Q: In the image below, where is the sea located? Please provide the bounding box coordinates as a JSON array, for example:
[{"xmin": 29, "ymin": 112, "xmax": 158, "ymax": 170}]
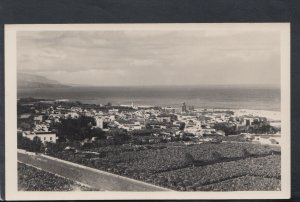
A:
[{"xmin": 17, "ymin": 85, "xmax": 281, "ymax": 111}]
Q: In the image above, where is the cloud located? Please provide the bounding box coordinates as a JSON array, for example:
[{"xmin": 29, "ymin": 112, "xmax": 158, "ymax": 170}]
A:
[{"xmin": 17, "ymin": 29, "xmax": 281, "ymax": 86}]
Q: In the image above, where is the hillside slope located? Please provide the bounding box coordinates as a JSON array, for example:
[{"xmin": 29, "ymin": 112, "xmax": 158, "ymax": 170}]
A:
[{"xmin": 18, "ymin": 73, "xmax": 69, "ymax": 89}]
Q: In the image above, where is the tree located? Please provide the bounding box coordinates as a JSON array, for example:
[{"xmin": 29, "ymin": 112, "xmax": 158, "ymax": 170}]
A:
[
  {"xmin": 17, "ymin": 134, "xmax": 42, "ymax": 153},
  {"xmin": 179, "ymin": 122, "xmax": 185, "ymax": 131},
  {"xmin": 145, "ymin": 123, "xmax": 152, "ymax": 129},
  {"xmin": 18, "ymin": 121, "xmax": 33, "ymax": 131},
  {"xmin": 57, "ymin": 116, "xmax": 96, "ymax": 141},
  {"xmin": 214, "ymin": 123, "xmax": 238, "ymax": 135},
  {"xmin": 107, "ymin": 129, "xmax": 130, "ymax": 145},
  {"xmin": 32, "ymin": 136, "xmax": 42, "ymax": 152},
  {"xmin": 90, "ymin": 128, "xmax": 106, "ymax": 139},
  {"xmin": 44, "ymin": 141, "xmax": 66, "ymax": 155},
  {"xmin": 129, "ymin": 129, "xmax": 153, "ymax": 136}
]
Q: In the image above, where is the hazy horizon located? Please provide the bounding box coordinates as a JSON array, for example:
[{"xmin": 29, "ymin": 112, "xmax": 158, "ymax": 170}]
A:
[{"xmin": 18, "ymin": 72, "xmax": 280, "ymax": 89}]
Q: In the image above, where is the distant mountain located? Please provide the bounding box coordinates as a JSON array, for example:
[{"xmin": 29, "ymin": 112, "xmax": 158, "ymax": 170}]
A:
[{"xmin": 18, "ymin": 73, "xmax": 70, "ymax": 89}]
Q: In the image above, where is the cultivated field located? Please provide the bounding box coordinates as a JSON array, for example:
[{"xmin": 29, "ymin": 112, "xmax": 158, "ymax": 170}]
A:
[
  {"xmin": 18, "ymin": 162, "xmax": 96, "ymax": 191},
  {"xmin": 49, "ymin": 142, "xmax": 281, "ymax": 191}
]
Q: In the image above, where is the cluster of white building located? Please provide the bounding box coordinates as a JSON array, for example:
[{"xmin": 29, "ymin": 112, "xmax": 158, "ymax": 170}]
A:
[{"xmin": 19, "ymin": 100, "xmax": 281, "ymax": 145}]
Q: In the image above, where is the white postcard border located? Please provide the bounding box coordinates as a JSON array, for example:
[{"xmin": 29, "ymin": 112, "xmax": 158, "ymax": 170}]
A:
[{"xmin": 5, "ymin": 23, "xmax": 290, "ymax": 200}]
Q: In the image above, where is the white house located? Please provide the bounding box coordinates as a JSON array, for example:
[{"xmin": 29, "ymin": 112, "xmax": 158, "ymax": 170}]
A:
[
  {"xmin": 65, "ymin": 112, "xmax": 79, "ymax": 119},
  {"xmin": 33, "ymin": 115, "xmax": 43, "ymax": 123},
  {"xmin": 108, "ymin": 109, "xmax": 119, "ymax": 114},
  {"xmin": 253, "ymin": 135, "xmax": 281, "ymax": 146},
  {"xmin": 22, "ymin": 131, "xmax": 57, "ymax": 144},
  {"xmin": 95, "ymin": 117, "xmax": 104, "ymax": 129},
  {"xmin": 157, "ymin": 114, "xmax": 171, "ymax": 122},
  {"xmin": 116, "ymin": 120, "xmax": 142, "ymax": 131}
]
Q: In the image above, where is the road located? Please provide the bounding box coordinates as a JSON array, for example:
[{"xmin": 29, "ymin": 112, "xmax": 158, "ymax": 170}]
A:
[{"xmin": 18, "ymin": 152, "xmax": 170, "ymax": 191}]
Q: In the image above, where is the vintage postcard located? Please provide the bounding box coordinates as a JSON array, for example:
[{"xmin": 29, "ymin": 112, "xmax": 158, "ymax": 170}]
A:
[{"xmin": 5, "ymin": 23, "xmax": 290, "ymax": 200}]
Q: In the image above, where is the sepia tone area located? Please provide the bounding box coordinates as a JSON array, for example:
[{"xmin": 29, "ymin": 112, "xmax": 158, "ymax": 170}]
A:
[{"xmin": 16, "ymin": 26, "xmax": 282, "ymax": 192}]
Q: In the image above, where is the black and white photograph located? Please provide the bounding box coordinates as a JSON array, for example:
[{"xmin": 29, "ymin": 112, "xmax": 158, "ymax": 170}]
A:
[{"xmin": 5, "ymin": 23, "xmax": 290, "ymax": 200}]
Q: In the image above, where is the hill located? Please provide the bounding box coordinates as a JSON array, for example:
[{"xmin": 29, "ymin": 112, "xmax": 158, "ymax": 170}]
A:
[{"xmin": 17, "ymin": 73, "xmax": 69, "ymax": 89}]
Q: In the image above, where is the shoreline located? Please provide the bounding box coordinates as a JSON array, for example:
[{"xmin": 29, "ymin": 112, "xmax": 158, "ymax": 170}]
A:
[
  {"xmin": 18, "ymin": 97, "xmax": 281, "ymax": 121},
  {"xmin": 17, "ymin": 85, "xmax": 281, "ymax": 112},
  {"xmin": 18, "ymin": 97, "xmax": 280, "ymax": 112}
]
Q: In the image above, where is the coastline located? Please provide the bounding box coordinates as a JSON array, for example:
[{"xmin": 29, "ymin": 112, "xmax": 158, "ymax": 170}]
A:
[
  {"xmin": 18, "ymin": 96, "xmax": 281, "ymax": 121},
  {"xmin": 17, "ymin": 85, "xmax": 281, "ymax": 112}
]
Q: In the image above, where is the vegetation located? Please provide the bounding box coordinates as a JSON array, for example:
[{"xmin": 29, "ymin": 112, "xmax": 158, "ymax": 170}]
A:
[
  {"xmin": 198, "ymin": 176, "xmax": 280, "ymax": 191},
  {"xmin": 56, "ymin": 116, "xmax": 97, "ymax": 141},
  {"xmin": 16, "ymin": 98, "xmax": 281, "ymax": 191},
  {"xmin": 214, "ymin": 123, "xmax": 239, "ymax": 135},
  {"xmin": 179, "ymin": 122, "xmax": 185, "ymax": 131},
  {"xmin": 18, "ymin": 163, "xmax": 96, "ymax": 191},
  {"xmin": 214, "ymin": 122, "xmax": 280, "ymax": 135},
  {"xmin": 44, "ymin": 141, "xmax": 280, "ymax": 191},
  {"xmin": 18, "ymin": 134, "xmax": 42, "ymax": 153},
  {"xmin": 248, "ymin": 124, "xmax": 280, "ymax": 134},
  {"xmin": 147, "ymin": 155, "xmax": 280, "ymax": 191}
]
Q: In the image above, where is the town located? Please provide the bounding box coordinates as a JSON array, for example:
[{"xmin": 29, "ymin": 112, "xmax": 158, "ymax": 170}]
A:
[
  {"xmin": 12, "ymin": 22, "xmax": 288, "ymax": 196},
  {"xmin": 17, "ymin": 97, "xmax": 282, "ymax": 191},
  {"xmin": 18, "ymin": 98, "xmax": 281, "ymax": 149}
]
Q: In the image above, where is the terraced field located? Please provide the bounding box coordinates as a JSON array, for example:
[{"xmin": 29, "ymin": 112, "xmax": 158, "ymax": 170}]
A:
[
  {"xmin": 148, "ymin": 155, "xmax": 280, "ymax": 191},
  {"xmin": 18, "ymin": 162, "xmax": 96, "ymax": 191},
  {"xmin": 49, "ymin": 142, "xmax": 281, "ymax": 191},
  {"xmin": 198, "ymin": 176, "xmax": 280, "ymax": 191}
]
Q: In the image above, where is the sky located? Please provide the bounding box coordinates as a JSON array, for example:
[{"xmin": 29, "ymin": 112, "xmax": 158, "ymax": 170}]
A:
[{"xmin": 17, "ymin": 28, "xmax": 281, "ymax": 87}]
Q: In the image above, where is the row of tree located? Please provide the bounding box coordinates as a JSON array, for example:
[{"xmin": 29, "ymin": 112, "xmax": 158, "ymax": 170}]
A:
[
  {"xmin": 213, "ymin": 122, "xmax": 280, "ymax": 135},
  {"xmin": 52, "ymin": 116, "xmax": 106, "ymax": 141},
  {"xmin": 18, "ymin": 133, "xmax": 42, "ymax": 152}
]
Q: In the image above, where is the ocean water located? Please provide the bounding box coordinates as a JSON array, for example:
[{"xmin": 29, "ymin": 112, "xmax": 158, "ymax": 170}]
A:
[{"xmin": 17, "ymin": 86, "xmax": 280, "ymax": 111}]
